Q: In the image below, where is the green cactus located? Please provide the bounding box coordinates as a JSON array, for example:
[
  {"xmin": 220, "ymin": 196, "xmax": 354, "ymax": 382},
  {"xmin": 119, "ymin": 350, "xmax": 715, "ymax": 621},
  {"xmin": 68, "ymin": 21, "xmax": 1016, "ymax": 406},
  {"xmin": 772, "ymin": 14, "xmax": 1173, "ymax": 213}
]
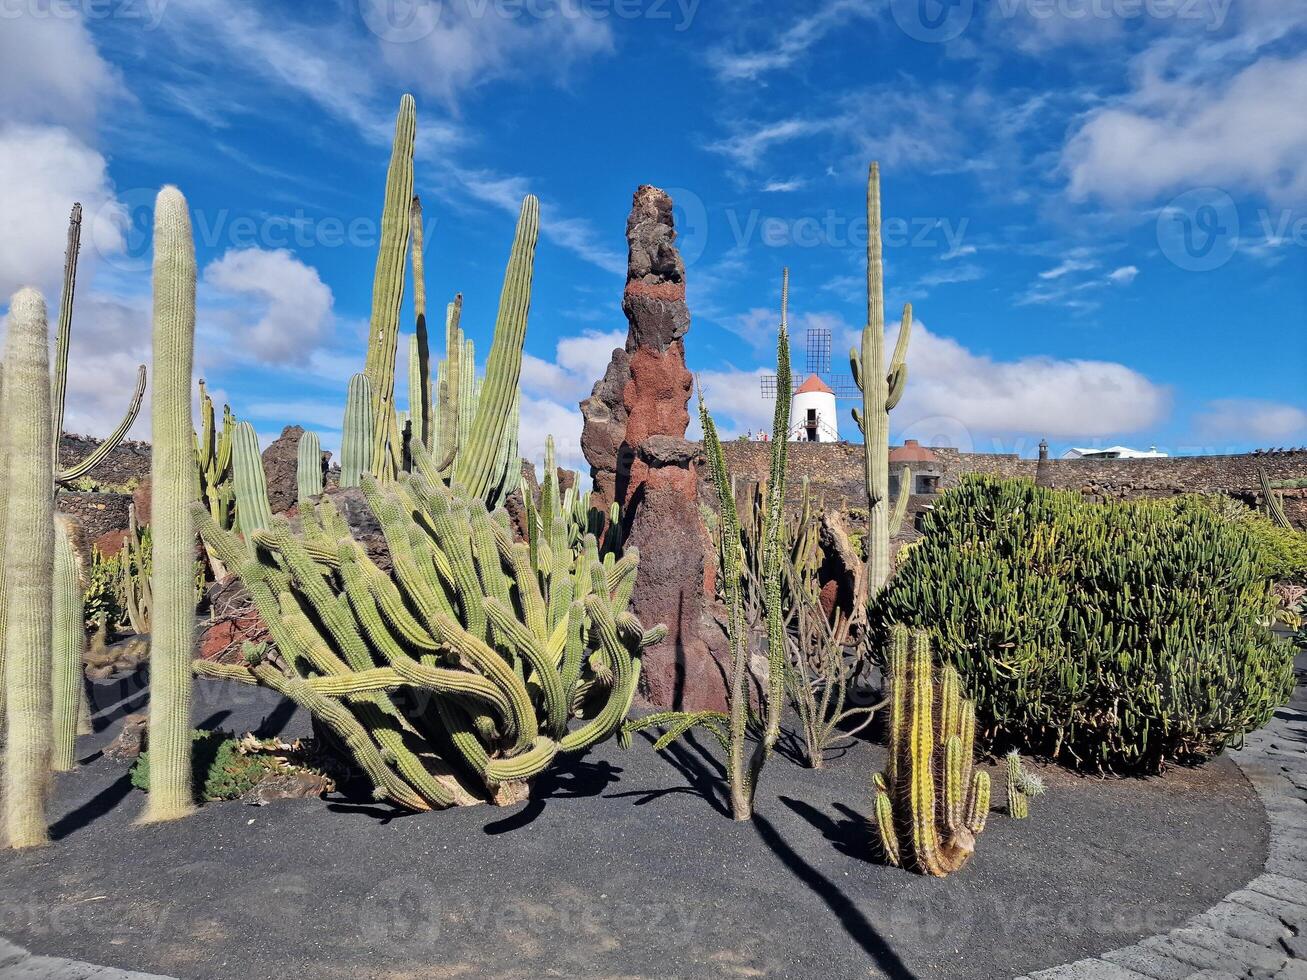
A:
[
  {"xmin": 1259, "ymin": 466, "xmax": 1294, "ymax": 530},
  {"xmin": 52, "ymin": 515, "xmax": 86, "ymax": 773},
  {"xmin": 409, "ymin": 195, "xmax": 432, "ymax": 452},
  {"xmin": 363, "ymin": 94, "xmax": 416, "ymax": 480},
  {"xmin": 453, "ymin": 194, "xmax": 540, "ymax": 507},
  {"xmin": 624, "ymin": 289, "xmax": 790, "ymax": 821},
  {"xmin": 297, "ymin": 431, "xmax": 324, "ymax": 505},
  {"xmin": 340, "ymin": 373, "xmax": 374, "ymax": 490},
  {"xmin": 231, "ymin": 420, "xmax": 273, "ymax": 538},
  {"xmin": 51, "ymin": 203, "xmax": 148, "ymax": 487},
  {"xmin": 2, "ymin": 287, "xmax": 56, "ymax": 848},
  {"xmin": 851, "ymin": 163, "xmax": 912, "ymax": 596},
  {"xmin": 117, "ymin": 504, "xmax": 152, "ymax": 635},
  {"xmin": 872, "ymin": 625, "xmax": 990, "ymax": 876},
  {"xmin": 1005, "ymin": 751, "xmax": 1045, "ymax": 819},
  {"xmin": 191, "ymin": 432, "xmax": 665, "ymax": 810},
  {"xmin": 194, "ymin": 379, "xmax": 235, "ymax": 530},
  {"xmin": 434, "ymin": 295, "xmax": 465, "ymax": 469},
  {"xmin": 143, "ymin": 186, "xmax": 197, "ymax": 823}
]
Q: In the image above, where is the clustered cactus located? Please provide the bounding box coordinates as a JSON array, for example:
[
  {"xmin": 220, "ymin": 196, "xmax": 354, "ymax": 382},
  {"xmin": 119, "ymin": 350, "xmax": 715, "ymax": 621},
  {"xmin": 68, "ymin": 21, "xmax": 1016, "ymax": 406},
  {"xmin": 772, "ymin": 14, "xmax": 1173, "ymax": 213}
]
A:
[
  {"xmin": 852, "ymin": 163, "xmax": 913, "ymax": 597},
  {"xmin": 872, "ymin": 625, "xmax": 990, "ymax": 876},
  {"xmin": 193, "ymin": 435, "xmax": 664, "ymax": 809},
  {"xmin": 194, "ymin": 379, "xmax": 235, "ymax": 530}
]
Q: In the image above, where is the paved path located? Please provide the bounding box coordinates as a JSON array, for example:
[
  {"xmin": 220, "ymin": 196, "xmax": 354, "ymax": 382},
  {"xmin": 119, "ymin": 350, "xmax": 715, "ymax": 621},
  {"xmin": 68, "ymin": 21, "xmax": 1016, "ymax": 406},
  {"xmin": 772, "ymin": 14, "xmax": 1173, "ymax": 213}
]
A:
[
  {"xmin": 1020, "ymin": 670, "xmax": 1307, "ymax": 980},
  {"xmin": 0, "ymin": 939, "xmax": 172, "ymax": 979}
]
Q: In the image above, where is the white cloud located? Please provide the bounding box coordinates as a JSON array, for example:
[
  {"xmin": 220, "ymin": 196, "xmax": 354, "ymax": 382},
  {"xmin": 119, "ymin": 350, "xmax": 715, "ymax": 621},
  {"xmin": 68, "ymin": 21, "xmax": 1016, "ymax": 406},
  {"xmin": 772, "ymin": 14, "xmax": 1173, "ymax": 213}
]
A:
[
  {"xmin": 0, "ymin": 125, "xmax": 125, "ymax": 298},
  {"xmin": 1193, "ymin": 399, "xmax": 1307, "ymax": 444},
  {"xmin": 709, "ymin": 0, "xmax": 875, "ymax": 81},
  {"xmin": 371, "ymin": 0, "xmax": 614, "ymax": 106},
  {"xmin": 1039, "ymin": 256, "xmax": 1097, "ymax": 280},
  {"xmin": 202, "ymin": 248, "xmax": 334, "ymax": 364},
  {"xmin": 1064, "ymin": 54, "xmax": 1307, "ymax": 206},
  {"xmin": 761, "ymin": 177, "xmax": 808, "ymax": 193},
  {"xmin": 1107, "ymin": 265, "xmax": 1139, "ymax": 284},
  {"xmin": 0, "ymin": 8, "xmax": 121, "ymax": 132}
]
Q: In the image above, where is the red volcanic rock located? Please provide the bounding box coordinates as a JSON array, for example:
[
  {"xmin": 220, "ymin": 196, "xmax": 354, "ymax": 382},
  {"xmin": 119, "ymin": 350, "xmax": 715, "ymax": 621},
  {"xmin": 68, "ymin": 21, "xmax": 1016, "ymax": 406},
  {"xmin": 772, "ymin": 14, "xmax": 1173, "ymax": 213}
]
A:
[
  {"xmin": 93, "ymin": 528, "xmax": 129, "ymax": 558},
  {"xmin": 579, "ymin": 185, "xmax": 732, "ymax": 711},
  {"xmin": 132, "ymin": 477, "xmax": 151, "ymax": 525}
]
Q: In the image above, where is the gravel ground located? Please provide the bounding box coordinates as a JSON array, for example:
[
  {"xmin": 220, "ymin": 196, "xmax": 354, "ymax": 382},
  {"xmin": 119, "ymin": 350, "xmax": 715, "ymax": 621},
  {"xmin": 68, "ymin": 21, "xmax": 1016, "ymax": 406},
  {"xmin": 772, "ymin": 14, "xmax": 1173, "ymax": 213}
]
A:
[{"xmin": 0, "ymin": 668, "xmax": 1270, "ymax": 980}]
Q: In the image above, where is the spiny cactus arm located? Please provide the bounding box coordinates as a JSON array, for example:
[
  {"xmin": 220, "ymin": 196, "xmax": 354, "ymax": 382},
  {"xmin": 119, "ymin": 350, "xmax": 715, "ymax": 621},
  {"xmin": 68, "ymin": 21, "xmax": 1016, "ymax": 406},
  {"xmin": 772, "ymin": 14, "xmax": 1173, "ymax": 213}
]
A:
[
  {"xmin": 2, "ymin": 288, "xmax": 56, "ymax": 846},
  {"xmin": 966, "ymin": 771, "xmax": 991, "ymax": 834},
  {"xmin": 621, "ymin": 710, "xmax": 732, "ymax": 754},
  {"xmin": 453, "ymin": 195, "xmax": 540, "ymax": 505},
  {"xmin": 1258, "ymin": 466, "xmax": 1293, "ymax": 530},
  {"xmin": 469, "ymin": 507, "xmax": 512, "ymax": 610},
  {"xmin": 303, "ymin": 668, "xmax": 407, "ymax": 696},
  {"xmin": 483, "ymin": 596, "xmax": 568, "ymax": 737},
  {"xmin": 943, "ymin": 735, "xmax": 964, "ymax": 832},
  {"xmin": 758, "ymin": 303, "xmax": 791, "ymax": 764},
  {"xmin": 500, "ymin": 538, "xmax": 549, "ymax": 639},
  {"xmin": 56, "ymin": 364, "xmax": 147, "ymax": 484},
  {"xmin": 557, "ymin": 592, "xmax": 641, "ymax": 753},
  {"xmin": 905, "ymin": 635, "xmax": 946, "ymax": 875},
  {"xmin": 872, "ymin": 774, "xmax": 901, "ymax": 866},
  {"xmin": 429, "ymin": 612, "xmax": 535, "ymax": 749},
  {"xmin": 51, "ymin": 516, "xmax": 85, "ymax": 773},
  {"xmin": 435, "ymin": 295, "xmax": 464, "ymax": 471},
  {"xmin": 50, "ymin": 204, "xmax": 82, "ymax": 464},
  {"xmin": 231, "ymin": 421, "xmax": 273, "ymax": 537},
  {"xmin": 410, "ymin": 196, "xmax": 433, "ymax": 451},
  {"xmin": 340, "ymin": 373, "xmax": 374, "ymax": 489},
  {"xmin": 363, "ymin": 94, "xmax": 416, "ymax": 480},
  {"xmin": 889, "ymin": 465, "xmax": 912, "ymax": 537},
  {"xmin": 142, "ymin": 187, "xmax": 197, "ymax": 825},
  {"xmin": 885, "ymin": 305, "xmax": 912, "ymax": 411},
  {"xmin": 296, "ymin": 431, "xmax": 323, "ymax": 505}
]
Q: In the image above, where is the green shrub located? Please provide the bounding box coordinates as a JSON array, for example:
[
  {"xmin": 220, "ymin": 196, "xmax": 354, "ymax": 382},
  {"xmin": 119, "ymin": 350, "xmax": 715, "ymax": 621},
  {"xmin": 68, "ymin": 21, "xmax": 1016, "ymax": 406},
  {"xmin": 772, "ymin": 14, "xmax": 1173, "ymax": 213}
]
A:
[
  {"xmin": 131, "ymin": 730, "xmax": 281, "ymax": 801},
  {"xmin": 1200, "ymin": 500, "xmax": 1307, "ymax": 584},
  {"xmin": 878, "ymin": 477, "xmax": 1296, "ymax": 774}
]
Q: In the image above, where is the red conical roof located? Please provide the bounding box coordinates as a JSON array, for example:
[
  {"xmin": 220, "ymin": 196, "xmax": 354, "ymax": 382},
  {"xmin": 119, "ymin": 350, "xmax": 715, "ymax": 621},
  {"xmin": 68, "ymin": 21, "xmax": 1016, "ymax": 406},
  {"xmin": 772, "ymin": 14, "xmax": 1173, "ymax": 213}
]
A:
[{"xmin": 795, "ymin": 374, "xmax": 834, "ymax": 395}]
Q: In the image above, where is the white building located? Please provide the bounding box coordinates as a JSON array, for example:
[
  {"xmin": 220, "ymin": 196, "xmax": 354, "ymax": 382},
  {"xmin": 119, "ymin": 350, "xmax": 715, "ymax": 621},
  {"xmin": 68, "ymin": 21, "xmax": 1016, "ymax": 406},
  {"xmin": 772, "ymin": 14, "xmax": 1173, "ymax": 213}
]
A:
[
  {"xmin": 1063, "ymin": 446, "xmax": 1169, "ymax": 459},
  {"xmin": 791, "ymin": 375, "xmax": 839, "ymax": 442}
]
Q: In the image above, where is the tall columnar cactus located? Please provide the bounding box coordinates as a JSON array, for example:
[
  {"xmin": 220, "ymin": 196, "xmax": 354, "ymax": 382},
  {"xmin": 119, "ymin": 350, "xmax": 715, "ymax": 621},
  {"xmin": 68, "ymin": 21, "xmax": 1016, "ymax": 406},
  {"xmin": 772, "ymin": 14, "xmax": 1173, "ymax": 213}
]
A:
[
  {"xmin": 872, "ymin": 625, "xmax": 990, "ymax": 876},
  {"xmin": 434, "ymin": 295, "xmax": 465, "ymax": 469},
  {"xmin": 194, "ymin": 379, "xmax": 235, "ymax": 530},
  {"xmin": 340, "ymin": 373, "xmax": 374, "ymax": 490},
  {"xmin": 231, "ymin": 421, "xmax": 273, "ymax": 537},
  {"xmin": 1258, "ymin": 466, "xmax": 1294, "ymax": 530},
  {"xmin": 52, "ymin": 515, "xmax": 86, "ymax": 772},
  {"xmin": 143, "ymin": 186, "xmax": 197, "ymax": 823},
  {"xmin": 51, "ymin": 203, "xmax": 148, "ymax": 487},
  {"xmin": 2, "ymin": 288, "xmax": 56, "ymax": 848},
  {"xmin": 409, "ymin": 195, "xmax": 432, "ymax": 451},
  {"xmin": 453, "ymin": 195, "xmax": 540, "ymax": 507},
  {"xmin": 363, "ymin": 95, "xmax": 416, "ymax": 480},
  {"xmin": 852, "ymin": 163, "xmax": 913, "ymax": 596},
  {"xmin": 623, "ymin": 296, "xmax": 790, "ymax": 822},
  {"xmin": 297, "ymin": 431, "xmax": 324, "ymax": 505},
  {"xmin": 192, "ymin": 433, "xmax": 665, "ymax": 810}
]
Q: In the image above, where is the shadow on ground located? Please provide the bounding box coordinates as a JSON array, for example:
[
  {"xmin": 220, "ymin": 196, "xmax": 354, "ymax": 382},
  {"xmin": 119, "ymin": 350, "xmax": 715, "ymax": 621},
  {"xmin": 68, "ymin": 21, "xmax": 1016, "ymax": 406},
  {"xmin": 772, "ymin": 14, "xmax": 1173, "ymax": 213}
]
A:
[{"xmin": 0, "ymin": 675, "xmax": 1271, "ymax": 980}]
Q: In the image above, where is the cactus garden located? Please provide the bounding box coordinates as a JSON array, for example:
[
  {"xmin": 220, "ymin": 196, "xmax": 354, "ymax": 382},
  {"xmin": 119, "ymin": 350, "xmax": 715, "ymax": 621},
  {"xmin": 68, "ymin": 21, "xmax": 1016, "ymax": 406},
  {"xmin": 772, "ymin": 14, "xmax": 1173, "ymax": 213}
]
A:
[{"xmin": 1, "ymin": 9, "xmax": 1306, "ymax": 977}]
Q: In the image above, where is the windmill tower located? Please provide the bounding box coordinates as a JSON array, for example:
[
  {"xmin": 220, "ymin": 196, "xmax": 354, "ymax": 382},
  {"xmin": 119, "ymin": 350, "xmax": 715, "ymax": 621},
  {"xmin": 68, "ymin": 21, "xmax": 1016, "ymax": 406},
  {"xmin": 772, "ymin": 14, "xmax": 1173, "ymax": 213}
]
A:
[{"xmin": 761, "ymin": 270, "xmax": 860, "ymax": 442}]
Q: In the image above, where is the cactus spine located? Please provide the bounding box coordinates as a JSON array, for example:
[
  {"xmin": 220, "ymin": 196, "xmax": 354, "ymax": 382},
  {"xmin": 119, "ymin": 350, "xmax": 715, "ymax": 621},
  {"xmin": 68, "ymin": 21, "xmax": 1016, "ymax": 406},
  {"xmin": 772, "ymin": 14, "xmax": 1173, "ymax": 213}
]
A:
[
  {"xmin": 52, "ymin": 515, "xmax": 85, "ymax": 772},
  {"xmin": 363, "ymin": 95, "xmax": 416, "ymax": 480},
  {"xmin": 231, "ymin": 421, "xmax": 273, "ymax": 537},
  {"xmin": 50, "ymin": 203, "xmax": 148, "ymax": 486},
  {"xmin": 143, "ymin": 186, "xmax": 197, "ymax": 823},
  {"xmin": 872, "ymin": 625, "xmax": 989, "ymax": 876},
  {"xmin": 852, "ymin": 163, "xmax": 912, "ymax": 596},
  {"xmin": 453, "ymin": 195, "xmax": 539, "ymax": 507},
  {"xmin": 297, "ymin": 431, "xmax": 324, "ymax": 505},
  {"xmin": 340, "ymin": 373, "xmax": 374, "ymax": 490},
  {"xmin": 2, "ymin": 288, "xmax": 56, "ymax": 848}
]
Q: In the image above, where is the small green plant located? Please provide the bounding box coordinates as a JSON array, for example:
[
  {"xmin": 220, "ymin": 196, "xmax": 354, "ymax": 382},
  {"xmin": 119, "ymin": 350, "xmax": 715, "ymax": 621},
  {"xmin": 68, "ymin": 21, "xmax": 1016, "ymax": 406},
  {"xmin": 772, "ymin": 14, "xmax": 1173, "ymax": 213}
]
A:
[
  {"xmin": 1004, "ymin": 751, "xmax": 1046, "ymax": 819},
  {"xmin": 84, "ymin": 546, "xmax": 125, "ymax": 634},
  {"xmin": 131, "ymin": 730, "xmax": 289, "ymax": 802}
]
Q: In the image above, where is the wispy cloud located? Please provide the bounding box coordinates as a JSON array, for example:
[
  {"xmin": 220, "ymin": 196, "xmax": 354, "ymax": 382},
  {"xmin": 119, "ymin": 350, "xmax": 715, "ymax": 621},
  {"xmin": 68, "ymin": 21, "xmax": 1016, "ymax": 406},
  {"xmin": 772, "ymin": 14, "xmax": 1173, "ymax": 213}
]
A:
[{"xmin": 708, "ymin": 0, "xmax": 879, "ymax": 81}]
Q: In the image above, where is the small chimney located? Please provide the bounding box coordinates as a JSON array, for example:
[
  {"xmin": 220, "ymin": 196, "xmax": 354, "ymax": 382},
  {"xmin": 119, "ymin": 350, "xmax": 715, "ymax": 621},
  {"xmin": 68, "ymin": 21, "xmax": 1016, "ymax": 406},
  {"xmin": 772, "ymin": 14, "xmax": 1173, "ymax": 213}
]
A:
[{"xmin": 1038, "ymin": 438, "xmax": 1049, "ymax": 462}]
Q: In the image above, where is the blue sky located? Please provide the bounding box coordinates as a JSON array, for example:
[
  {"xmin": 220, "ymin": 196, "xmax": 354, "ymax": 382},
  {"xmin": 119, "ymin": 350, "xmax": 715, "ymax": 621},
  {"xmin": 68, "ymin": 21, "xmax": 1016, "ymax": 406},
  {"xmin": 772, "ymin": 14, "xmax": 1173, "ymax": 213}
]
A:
[{"xmin": 1, "ymin": 0, "xmax": 1304, "ymax": 470}]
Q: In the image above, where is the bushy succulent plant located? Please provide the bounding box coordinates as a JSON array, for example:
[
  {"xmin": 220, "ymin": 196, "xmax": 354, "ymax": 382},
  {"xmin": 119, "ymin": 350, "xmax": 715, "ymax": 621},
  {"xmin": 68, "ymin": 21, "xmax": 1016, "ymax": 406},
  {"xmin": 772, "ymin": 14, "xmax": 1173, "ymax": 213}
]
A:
[{"xmin": 879, "ymin": 476, "xmax": 1297, "ymax": 773}]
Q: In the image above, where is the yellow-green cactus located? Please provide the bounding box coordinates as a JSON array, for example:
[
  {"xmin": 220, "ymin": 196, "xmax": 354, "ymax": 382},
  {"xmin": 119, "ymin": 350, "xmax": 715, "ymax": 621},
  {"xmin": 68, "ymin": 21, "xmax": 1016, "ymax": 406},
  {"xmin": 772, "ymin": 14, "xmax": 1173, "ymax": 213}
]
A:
[{"xmin": 52, "ymin": 515, "xmax": 87, "ymax": 772}]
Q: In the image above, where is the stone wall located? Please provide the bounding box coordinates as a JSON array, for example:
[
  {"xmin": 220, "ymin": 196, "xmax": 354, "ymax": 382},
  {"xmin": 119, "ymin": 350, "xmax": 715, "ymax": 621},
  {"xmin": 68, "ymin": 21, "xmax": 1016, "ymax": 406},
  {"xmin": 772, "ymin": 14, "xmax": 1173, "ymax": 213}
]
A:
[
  {"xmin": 55, "ymin": 492, "xmax": 133, "ymax": 556},
  {"xmin": 58, "ymin": 433, "xmax": 151, "ymax": 488}
]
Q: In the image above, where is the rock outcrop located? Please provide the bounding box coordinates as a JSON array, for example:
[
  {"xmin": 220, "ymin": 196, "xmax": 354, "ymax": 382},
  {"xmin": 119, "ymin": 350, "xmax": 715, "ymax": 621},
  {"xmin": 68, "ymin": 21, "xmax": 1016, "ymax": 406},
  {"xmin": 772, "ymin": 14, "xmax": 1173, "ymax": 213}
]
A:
[
  {"xmin": 580, "ymin": 186, "xmax": 731, "ymax": 711},
  {"xmin": 261, "ymin": 425, "xmax": 306, "ymax": 515}
]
